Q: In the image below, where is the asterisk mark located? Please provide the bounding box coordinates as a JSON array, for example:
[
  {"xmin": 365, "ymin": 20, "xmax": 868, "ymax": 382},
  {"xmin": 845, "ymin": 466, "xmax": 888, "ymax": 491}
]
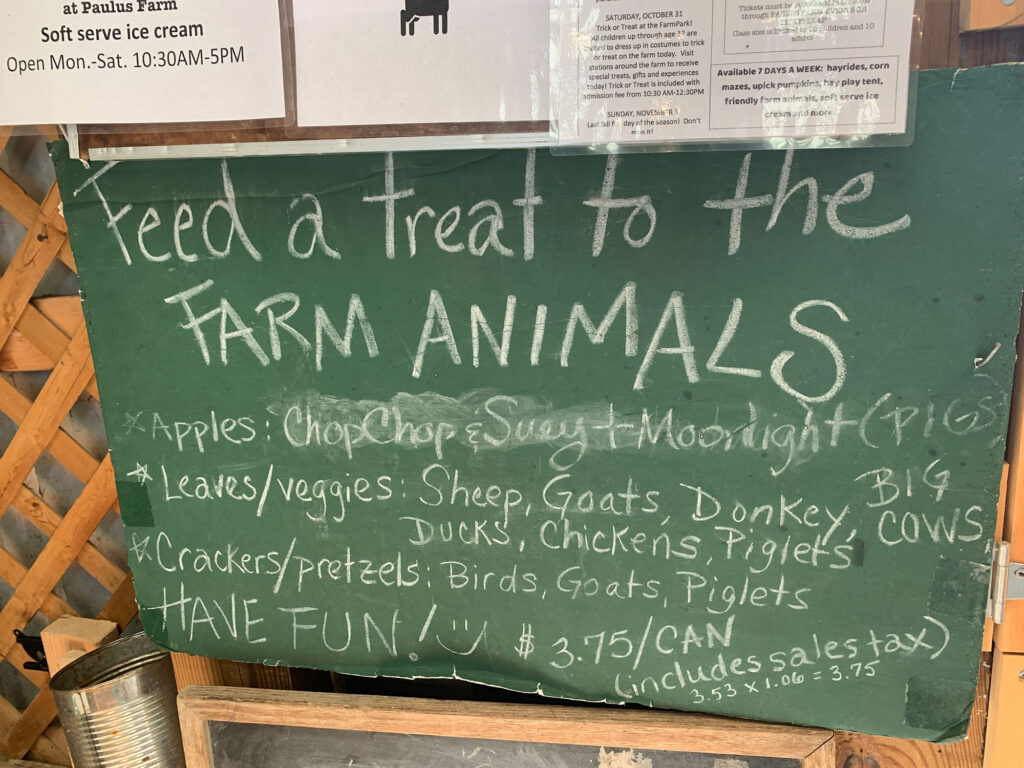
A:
[
  {"xmin": 126, "ymin": 463, "xmax": 152, "ymax": 484},
  {"xmin": 123, "ymin": 411, "xmax": 145, "ymax": 435}
]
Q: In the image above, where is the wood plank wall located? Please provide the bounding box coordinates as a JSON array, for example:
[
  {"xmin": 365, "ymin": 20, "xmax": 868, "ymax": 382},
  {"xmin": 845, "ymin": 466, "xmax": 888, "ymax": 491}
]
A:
[{"xmin": 0, "ymin": 1, "xmax": 1020, "ymax": 765}]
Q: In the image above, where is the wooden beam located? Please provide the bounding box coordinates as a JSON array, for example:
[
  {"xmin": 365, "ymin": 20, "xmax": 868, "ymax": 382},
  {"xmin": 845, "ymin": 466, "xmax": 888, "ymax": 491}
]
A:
[
  {"xmin": 995, "ymin": 308, "xmax": 1024, "ymax": 653},
  {"xmin": 0, "ymin": 330, "xmax": 60, "ymax": 373},
  {"xmin": 961, "ymin": 0, "xmax": 1024, "ymax": 31},
  {"xmin": 834, "ymin": 656, "xmax": 990, "ymax": 767},
  {"xmin": 0, "ymin": 581, "xmax": 142, "ymax": 764},
  {"xmin": 96, "ymin": 573, "xmax": 138, "ymax": 630},
  {"xmin": 40, "ymin": 616, "xmax": 118, "ymax": 674},
  {"xmin": 0, "ymin": 465, "xmax": 124, "ymax": 761},
  {"xmin": 983, "ymin": 647, "xmax": 1024, "ymax": 768},
  {"xmin": 0, "ymin": 187, "xmax": 66, "ymax": 352},
  {"xmin": 0, "ymin": 171, "xmax": 39, "ymax": 230},
  {"xmin": 0, "ymin": 548, "xmax": 76, "ymax": 620},
  {"xmin": 32, "ymin": 296, "xmax": 83, "ymax": 336},
  {"xmin": 0, "ymin": 376, "xmax": 100, "ymax": 485},
  {"xmin": 0, "ymin": 688, "xmax": 57, "ymax": 761},
  {"xmin": 0, "ymin": 696, "xmax": 67, "ymax": 766},
  {"xmin": 0, "ymin": 456, "xmax": 115, "ymax": 666},
  {"xmin": 0, "ymin": 325, "xmax": 95, "ymax": 519},
  {"xmin": 172, "ymin": 652, "xmax": 229, "ymax": 690},
  {"xmin": 9, "ymin": 485, "xmax": 127, "ymax": 593},
  {"xmin": 178, "ymin": 687, "xmax": 834, "ymax": 766},
  {"xmin": 919, "ymin": 0, "xmax": 961, "ymax": 69},
  {"xmin": 78, "ymin": 118, "xmax": 549, "ymax": 157},
  {"xmin": 41, "ymin": 723, "xmax": 69, "ymax": 760},
  {"xmin": 0, "ymin": 619, "xmax": 120, "ymax": 764},
  {"xmin": 4, "ymin": 644, "xmax": 49, "ymax": 689},
  {"xmin": 2, "ymin": 296, "xmax": 82, "ymax": 361},
  {"xmin": 171, "ymin": 651, "xmax": 296, "ymax": 693},
  {"xmin": 7, "ymin": 301, "xmax": 99, "ymax": 399}
]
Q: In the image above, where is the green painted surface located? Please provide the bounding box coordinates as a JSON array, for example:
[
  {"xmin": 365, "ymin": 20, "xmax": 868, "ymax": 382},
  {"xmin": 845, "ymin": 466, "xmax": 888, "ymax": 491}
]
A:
[{"xmin": 53, "ymin": 65, "xmax": 1024, "ymax": 740}]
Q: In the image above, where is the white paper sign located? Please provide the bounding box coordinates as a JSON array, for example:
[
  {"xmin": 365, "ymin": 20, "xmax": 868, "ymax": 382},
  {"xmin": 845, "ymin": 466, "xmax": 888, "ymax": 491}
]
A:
[
  {"xmin": 293, "ymin": 0, "xmax": 549, "ymax": 127},
  {"xmin": 556, "ymin": 0, "xmax": 915, "ymax": 145},
  {"xmin": 0, "ymin": 0, "xmax": 285, "ymax": 126}
]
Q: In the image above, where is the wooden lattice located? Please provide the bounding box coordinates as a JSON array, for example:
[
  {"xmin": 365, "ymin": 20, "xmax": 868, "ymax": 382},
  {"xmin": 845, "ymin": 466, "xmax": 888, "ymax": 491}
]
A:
[
  {"xmin": 0, "ymin": 28, "xmax": 1017, "ymax": 754},
  {"xmin": 0, "ymin": 131, "xmax": 138, "ymax": 765}
]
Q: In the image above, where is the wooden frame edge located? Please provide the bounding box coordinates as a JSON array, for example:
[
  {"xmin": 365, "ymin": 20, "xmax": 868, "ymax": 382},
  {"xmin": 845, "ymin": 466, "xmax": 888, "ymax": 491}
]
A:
[
  {"xmin": 982, "ymin": 647, "xmax": 1024, "ymax": 768},
  {"xmin": 803, "ymin": 736, "xmax": 836, "ymax": 768},
  {"xmin": 178, "ymin": 691, "xmax": 214, "ymax": 768},
  {"xmin": 177, "ymin": 686, "xmax": 832, "ymax": 765}
]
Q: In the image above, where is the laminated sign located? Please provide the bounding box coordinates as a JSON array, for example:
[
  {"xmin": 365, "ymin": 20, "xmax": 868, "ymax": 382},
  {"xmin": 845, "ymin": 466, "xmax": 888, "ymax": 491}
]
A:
[
  {"xmin": 0, "ymin": 0, "xmax": 285, "ymax": 124},
  {"xmin": 554, "ymin": 0, "xmax": 916, "ymax": 146},
  {"xmin": 54, "ymin": 66, "xmax": 1024, "ymax": 741},
  {"xmin": 292, "ymin": 0, "xmax": 548, "ymax": 126}
]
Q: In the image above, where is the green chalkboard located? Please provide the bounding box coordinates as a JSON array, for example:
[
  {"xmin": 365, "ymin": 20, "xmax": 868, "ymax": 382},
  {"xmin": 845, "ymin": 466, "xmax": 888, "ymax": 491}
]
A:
[
  {"xmin": 206, "ymin": 721, "xmax": 801, "ymax": 768},
  {"xmin": 54, "ymin": 65, "xmax": 1024, "ymax": 742}
]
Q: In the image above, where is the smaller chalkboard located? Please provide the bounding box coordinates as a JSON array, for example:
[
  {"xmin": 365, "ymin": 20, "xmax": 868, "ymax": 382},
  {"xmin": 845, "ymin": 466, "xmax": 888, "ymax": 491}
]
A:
[{"xmin": 177, "ymin": 688, "xmax": 834, "ymax": 768}]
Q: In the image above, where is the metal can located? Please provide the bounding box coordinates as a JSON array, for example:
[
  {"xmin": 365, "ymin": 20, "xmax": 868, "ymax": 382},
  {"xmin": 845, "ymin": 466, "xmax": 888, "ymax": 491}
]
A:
[{"xmin": 50, "ymin": 632, "xmax": 186, "ymax": 768}]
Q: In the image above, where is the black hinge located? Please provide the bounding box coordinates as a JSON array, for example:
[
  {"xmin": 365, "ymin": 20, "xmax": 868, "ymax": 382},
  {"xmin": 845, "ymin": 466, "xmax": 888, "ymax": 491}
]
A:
[{"xmin": 13, "ymin": 629, "xmax": 47, "ymax": 672}]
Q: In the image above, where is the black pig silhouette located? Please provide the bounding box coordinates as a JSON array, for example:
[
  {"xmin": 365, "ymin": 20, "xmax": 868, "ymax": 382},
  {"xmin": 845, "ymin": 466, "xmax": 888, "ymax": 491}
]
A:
[{"xmin": 401, "ymin": 0, "xmax": 449, "ymax": 35}]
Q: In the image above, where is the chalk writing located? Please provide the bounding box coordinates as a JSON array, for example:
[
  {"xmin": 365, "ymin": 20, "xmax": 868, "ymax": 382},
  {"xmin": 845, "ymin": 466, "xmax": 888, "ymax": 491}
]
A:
[{"xmin": 54, "ymin": 124, "xmax": 1021, "ymax": 741}]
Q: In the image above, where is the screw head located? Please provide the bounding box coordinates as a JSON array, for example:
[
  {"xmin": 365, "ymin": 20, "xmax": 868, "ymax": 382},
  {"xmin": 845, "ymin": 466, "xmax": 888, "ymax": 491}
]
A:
[{"xmin": 1015, "ymin": 568, "xmax": 1024, "ymax": 579}]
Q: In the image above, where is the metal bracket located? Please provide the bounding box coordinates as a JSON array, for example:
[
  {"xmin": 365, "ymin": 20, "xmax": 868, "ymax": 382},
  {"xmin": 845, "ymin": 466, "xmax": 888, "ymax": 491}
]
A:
[
  {"xmin": 988, "ymin": 541, "xmax": 1024, "ymax": 624},
  {"xmin": 12, "ymin": 629, "xmax": 48, "ymax": 672}
]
